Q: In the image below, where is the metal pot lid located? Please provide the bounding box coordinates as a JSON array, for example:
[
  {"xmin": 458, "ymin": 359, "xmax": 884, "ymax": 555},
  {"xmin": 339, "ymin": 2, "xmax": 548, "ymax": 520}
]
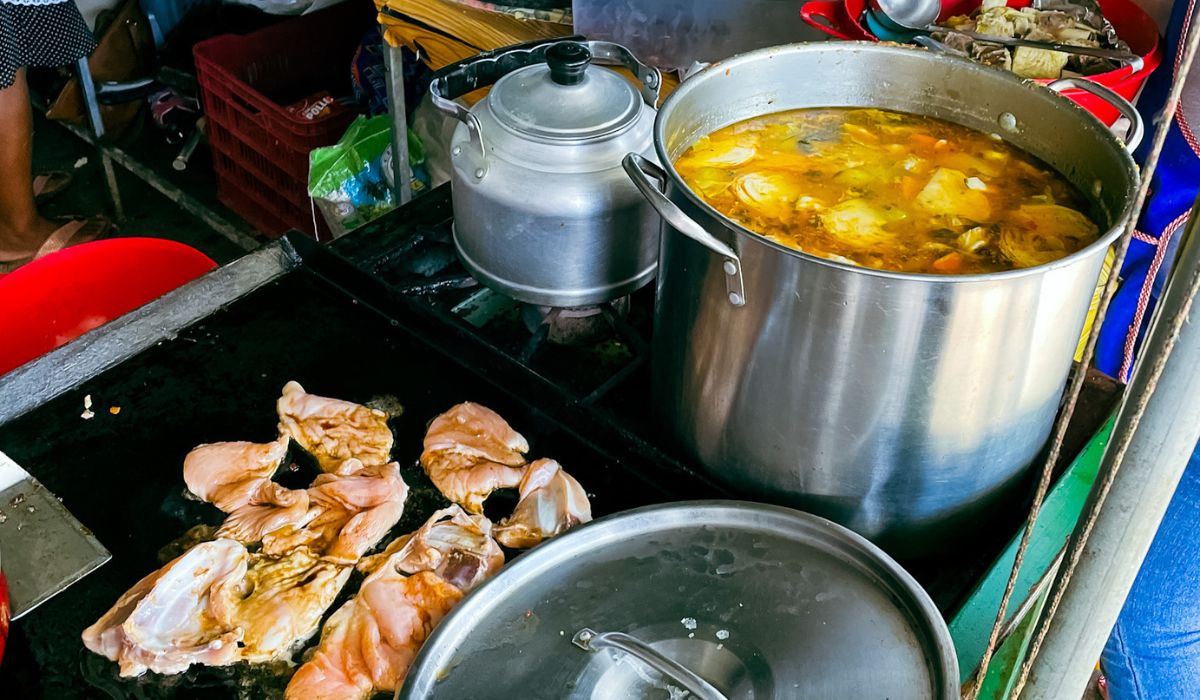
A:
[
  {"xmin": 487, "ymin": 41, "xmax": 643, "ymax": 141},
  {"xmin": 399, "ymin": 501, "xmax": 958, "ymax": 700}
]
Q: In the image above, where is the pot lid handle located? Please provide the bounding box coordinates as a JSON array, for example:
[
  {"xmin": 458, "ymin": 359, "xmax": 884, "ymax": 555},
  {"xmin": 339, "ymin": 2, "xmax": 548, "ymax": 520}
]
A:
[
  {"xmin": 572, "ymin": 628, "xmax": 730, "ymax": 700},
  {"xmin": 547, "ymin": 42, "xmax": 591, "ymax": 86}
]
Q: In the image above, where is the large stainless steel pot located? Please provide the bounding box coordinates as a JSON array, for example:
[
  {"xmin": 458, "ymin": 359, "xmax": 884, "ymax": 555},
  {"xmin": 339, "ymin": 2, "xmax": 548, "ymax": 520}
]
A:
[
  {"xmin": 624, "ymin": 43, "xmax": 1141, "ymax": 553},
  {"xmin": 400, "ymin": 501, "xmax": 958, "ymax": 699},
  {"xmin": 430, "ymin": 38, "xmax": 662, "ymax": 307}
]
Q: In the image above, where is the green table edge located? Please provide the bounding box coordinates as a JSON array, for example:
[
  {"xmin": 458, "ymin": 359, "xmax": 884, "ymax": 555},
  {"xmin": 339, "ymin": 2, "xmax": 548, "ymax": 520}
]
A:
[{"xmin": 949, "ymin": 417, "xmax": 1114, "ymax": 687}]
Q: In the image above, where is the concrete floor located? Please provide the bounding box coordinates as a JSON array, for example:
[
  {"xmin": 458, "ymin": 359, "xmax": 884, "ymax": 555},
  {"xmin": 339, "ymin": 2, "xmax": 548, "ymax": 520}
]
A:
[{"xmin": 30, "ymin": 112, "xmax": 258, "ymax": 266}]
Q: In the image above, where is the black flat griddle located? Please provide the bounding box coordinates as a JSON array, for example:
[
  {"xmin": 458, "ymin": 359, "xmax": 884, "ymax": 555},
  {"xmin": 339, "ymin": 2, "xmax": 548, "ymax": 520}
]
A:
[{"xmin": 0, "ymin": 235, "xmax": 726, "ymax": 699}]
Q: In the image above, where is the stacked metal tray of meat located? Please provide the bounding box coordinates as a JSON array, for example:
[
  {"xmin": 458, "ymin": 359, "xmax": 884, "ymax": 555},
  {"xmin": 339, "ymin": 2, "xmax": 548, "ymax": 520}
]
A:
[{"xmin": 0, "ymin": 235, "xmax": 724, "ymax": 699}]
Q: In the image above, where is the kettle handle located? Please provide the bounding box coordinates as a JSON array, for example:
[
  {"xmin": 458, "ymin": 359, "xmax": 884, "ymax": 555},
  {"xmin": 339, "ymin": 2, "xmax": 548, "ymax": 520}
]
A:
[
  {"xmin": 623, "ymin": 153, "xmax": 747, "ymax": 307},
  {"xmin": 429, "ymin": 38, "xmax": 662, "ymax": 175},
  {"xmin": 571, "ymin": 628, "xmax": 730, "ymax": 700},
  {"xmin": 1047, "ymin": 78, "xmax": 1145, "ymax": 152},
  {"xmin": 429, "ymin": 36, "xmax": 581, "ymax": 171}
]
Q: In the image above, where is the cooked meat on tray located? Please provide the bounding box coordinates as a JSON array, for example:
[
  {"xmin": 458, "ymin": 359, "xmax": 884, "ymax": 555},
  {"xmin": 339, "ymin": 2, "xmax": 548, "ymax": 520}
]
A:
[
  {"xmin": 420, "ymin": 402, "xmax": 530, "ymax": 513},
  {"xmin": 286, "ymin": 507, "xmax": 506, "ymax": 700},
  {"xmin": 82, "ymin": 539, "xmax": 249, "ymax": 677},
  {"xmin": 285, "ymin": 571, "xmax": 463, "ymax": 700},
  {"xmin": 216, "ymin": 481, "xmax": 311, "ymax": 546},
  {"xmin": 183, "ymin": 437, "xmax": 290, "ymax": 512},
  {"xmin": 83, "ymin": 387, "xmax": 594, "ymax": 693},
  {"xmin": 495, "ymin": 458, "xmax": 593, "ymax": 549},
  {"xmin": 277, "ymin": 381, "xmax": 394, "ymax": 474},
  {"xmin": 261, "ymin": 462, "xmax": 409, "ymax": 564},
  {"xmin": 357, "ymin": 505, "xmax": 505, "ymax": 591},
  {"xmin": 209, "ymin": 546, "xmax": 351, "ymax": 664},
  {"xmin": 84, "ymin": 539, "xmax": 353, "ymax": 677}
]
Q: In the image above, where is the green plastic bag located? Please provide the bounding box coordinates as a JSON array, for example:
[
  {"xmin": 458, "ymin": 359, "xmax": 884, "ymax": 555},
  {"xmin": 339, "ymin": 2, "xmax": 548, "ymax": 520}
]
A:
[{"xmin": 308, "ymin": 114, "xmax": 427, "ymax": 237}]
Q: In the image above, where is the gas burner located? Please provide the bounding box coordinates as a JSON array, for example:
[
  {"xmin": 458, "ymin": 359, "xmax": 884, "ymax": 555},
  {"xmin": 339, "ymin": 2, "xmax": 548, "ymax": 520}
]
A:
[{"xmin": 520, "ymin": 298, "xmax": 630, "ymax": 347}]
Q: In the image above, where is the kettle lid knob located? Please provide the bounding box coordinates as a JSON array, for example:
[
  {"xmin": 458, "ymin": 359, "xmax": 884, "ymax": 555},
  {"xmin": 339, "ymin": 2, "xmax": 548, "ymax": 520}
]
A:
[{"xmin": 547, "ymin": 42, "xmax": 591, "ymax": 86}]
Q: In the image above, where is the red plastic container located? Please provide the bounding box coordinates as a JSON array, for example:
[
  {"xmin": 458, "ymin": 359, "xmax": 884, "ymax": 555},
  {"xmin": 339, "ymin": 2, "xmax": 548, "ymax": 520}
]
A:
[
  {"xmin": 193, "ymin": 2, "xmax": 373, "ymax": 239},
  {"xmin": 0, "ymin": 238, "xmax": 216, "ymax": 377},
  {"xmin": 800, "ymin": 0, "xmax": 1162, "ymax": 125}
]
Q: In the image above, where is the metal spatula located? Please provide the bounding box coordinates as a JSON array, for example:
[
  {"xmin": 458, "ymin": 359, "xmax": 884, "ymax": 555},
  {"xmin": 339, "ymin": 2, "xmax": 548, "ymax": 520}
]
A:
[{"xmin": 0, "ymin": 450, "xmax": 110, "ymax": 619}]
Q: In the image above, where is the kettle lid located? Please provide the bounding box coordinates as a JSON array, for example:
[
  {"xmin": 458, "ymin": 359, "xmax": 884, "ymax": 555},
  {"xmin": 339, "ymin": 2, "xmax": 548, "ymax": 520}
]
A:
[{"xmin": 487, "ymin": 41, "xmax": 644, "ymax": 141}]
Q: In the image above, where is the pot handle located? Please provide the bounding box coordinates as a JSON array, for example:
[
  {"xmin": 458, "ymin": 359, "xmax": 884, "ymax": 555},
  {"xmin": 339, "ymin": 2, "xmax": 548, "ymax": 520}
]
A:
[
  {"xmin": 572, "ymin": 628, "xmax": 730, "ymax": 700},
  {"xmin": 800, "ymin": 1, "xmax": 864, "ymax": 41},
  {"xmin": 1047, "ymin": 78, "xmax": 1145, "ymax": 152},
  {"xmin": 623, "ymin": 153, "xmax": 746, "ymax": 307}
]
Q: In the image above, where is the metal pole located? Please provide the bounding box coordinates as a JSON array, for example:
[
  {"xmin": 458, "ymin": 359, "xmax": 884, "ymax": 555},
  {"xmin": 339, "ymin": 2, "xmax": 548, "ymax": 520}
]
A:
[
  {"xmin": 384, "ymin": 40, "xmax": 413, "ymax": 207},
  {"xmin": 76, "ymin": 57, "xmax": 125, "ymax": 221},
  {"xmin": 1020, "ymin": 195, "xmax": 1200, "ymax": 698}
]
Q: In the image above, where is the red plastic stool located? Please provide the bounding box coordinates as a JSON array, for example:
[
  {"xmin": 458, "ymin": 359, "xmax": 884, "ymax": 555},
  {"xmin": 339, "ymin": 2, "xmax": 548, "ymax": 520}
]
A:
[{"xmin": 0, "ymin": 238, "xmax": 217, "ymax": 377}]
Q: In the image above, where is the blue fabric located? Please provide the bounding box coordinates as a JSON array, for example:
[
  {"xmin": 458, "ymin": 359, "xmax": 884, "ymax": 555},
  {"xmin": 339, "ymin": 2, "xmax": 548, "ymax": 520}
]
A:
[
  {"xmin": 1099, "ymin": 6, "xmax": 1200, "ymax": 694},
  {"xmin": 1094, "ymin": 0, "xmax": 1200, "ymax": 380},
  {"xmin": 1102, "ymin": 444, "xmax": 1200, "ymax": 699}
]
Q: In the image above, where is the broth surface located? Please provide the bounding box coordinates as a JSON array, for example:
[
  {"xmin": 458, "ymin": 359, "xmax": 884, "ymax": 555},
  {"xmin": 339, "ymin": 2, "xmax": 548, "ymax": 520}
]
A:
[{"xmin": 674, "ymin": 108, "xmax": 1101, "ymax": 274}]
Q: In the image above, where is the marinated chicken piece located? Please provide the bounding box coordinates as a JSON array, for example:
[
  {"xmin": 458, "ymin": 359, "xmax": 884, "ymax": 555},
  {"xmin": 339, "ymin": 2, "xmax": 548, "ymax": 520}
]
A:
[
  {"xmin": 82, "ymin": 539, "xmax": 248, "ymax": 677},
  {"xmin": 277, "ymin": 381, "xmax": 393, "ymax": 474},
  {"xmin": 495, "ymin": 459, "xmax": 593, "ymax": 549},
  {"xmin": 420, "ymin": 403, "xmax": 529, "ymax": 513},
  {"xmin": 358, "ymin": 505, "xmax": 505, "ymax": 592},
  {"xmin": 262, "ymin": 462, "xmax": 409, "ymax": 564},
  {"xmin": 182, "ymin": 438, "xmax": 289, "ymax": 512},
  {"xmin": 285, "ymin": 571, "xmax": 463, "ymax": 700},
  {"xmin": 210, "ymin": 547, "xmax": 351, "ymax": 663},
  {"xmin": 286, "ymin": 506, "xmax": 507, "ymax": 700},
  {"xmin": 216, "ymin": 482, "xmax": 311, "ymax": 548}
]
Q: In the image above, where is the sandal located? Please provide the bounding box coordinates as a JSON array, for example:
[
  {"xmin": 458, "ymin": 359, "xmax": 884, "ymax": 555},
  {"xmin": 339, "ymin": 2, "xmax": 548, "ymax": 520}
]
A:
[
  {"xmin": 0, "ymin": 216, "xmax": 115, "ymax": 274},
  {"xmin": 32, "ymin": 171, "xmax": 73, "ymax": 204}
]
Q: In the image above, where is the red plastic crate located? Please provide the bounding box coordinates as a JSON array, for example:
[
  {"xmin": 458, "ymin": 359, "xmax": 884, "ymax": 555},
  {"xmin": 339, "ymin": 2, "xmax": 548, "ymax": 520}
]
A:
[{"xmin": 193, "ymin": 2, "xmax": 373, "ymax": 239}]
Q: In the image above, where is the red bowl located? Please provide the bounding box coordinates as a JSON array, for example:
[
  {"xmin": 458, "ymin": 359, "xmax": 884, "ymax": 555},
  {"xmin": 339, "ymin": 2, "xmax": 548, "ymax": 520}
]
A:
[
  {"xmin": 800, "ymin": 0, "xmax": 1162, "ymax": 125},
  {"xmin": 0, "ymin": 238, "xmax": 216, "ymax": 377}
]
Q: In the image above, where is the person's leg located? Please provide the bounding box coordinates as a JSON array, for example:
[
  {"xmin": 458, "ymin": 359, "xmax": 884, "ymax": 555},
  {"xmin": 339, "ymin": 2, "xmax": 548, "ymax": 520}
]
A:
[
  {"xmin": 0, "ymin": 67, "xmax": 58, "ymax": 262},
  {"xmin": 1101, "ymin": 444, "xmax": 1200, "ymax": 699}
]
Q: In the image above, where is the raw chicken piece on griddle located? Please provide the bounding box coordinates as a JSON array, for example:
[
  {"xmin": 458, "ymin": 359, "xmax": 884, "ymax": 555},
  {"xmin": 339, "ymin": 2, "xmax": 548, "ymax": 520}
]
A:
[
  {"xmin": 277, "ymin": 381, "xmax": 393, "ymax": 474},
  {"xmin": 261, "ymin": 462, "xmax": 409, "ymax": 565},
  {"xmin": 216, "ymin": 481, "xmax": 310, "ymax": 547},
  {"xmin": 210, "ymin": 546, "xmax": 351, "ymax": 663},
  {"xmin": 357, "ymin": 505, "xmax": 505, "ymax": 592},
  {"xmin": 182, "ymin": 437, "xmax": 289, "ymax": 512},
  {"xmin": 494, "ymin": 458, "xmax": 593, "ymax": 549},
  {"xmin": 285, "ymin": 507, "xmax": 505, "ymax": 700},
  {"xmin": 284, "ymin": 571, "xmax": 463, "ymax": 700},
  {"xmin": 420, "ymin": 402, "xmax": 529, "ymax": 513},
  {"xmin": 82, "ymin": 539, "xmax": 248, "ymax": 677}
]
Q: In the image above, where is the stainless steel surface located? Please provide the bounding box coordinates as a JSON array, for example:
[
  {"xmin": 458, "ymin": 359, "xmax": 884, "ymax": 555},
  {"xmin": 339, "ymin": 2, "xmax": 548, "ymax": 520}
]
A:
[
  {"xmin": 873, "ymin": 0, "xmax": 940, "ymax": 30},
  {"xmin": 1020, "ymin": 196, "xmax": 1200, "ymax": 699},
  {"xmin": 385, "ymin": 42, "xmax": 413, "ymax": 206},
  {"xmin": 1048, "ymin": 77, "xmax": 1145, "ymax": 149},
  {"xmin": 437, "ymin": 40, "xmax": 663, "ymax": 307},
  {"xmin": 572, "ymin": 628, "xmax": 730, "ymax": 700},
  {"xmin": 0, "ymin": 451, "xmax": 111, "ymax": 619},
  {"xmin": 940, "ymin": 27, "xmax": 1143, "ymax": 67},
  {"xmin": 637, "ymin": 43, "xmax": 1139, "ymax": 553},
  {"xmin": 399, "ymin": 501, "xmax": 958, "ymax": 700}
]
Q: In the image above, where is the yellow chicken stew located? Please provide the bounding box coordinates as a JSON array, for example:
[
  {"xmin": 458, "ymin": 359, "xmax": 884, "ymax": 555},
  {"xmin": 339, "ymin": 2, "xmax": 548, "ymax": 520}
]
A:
[{"xmin": 674, "ymin": 107, "xmax": 1101, "ymax": 274}]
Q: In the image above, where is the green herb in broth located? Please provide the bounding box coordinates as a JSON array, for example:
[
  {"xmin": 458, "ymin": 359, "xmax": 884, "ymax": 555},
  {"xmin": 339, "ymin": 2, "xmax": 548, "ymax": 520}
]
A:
[{"xmin": 674, "ymin": 107, "xmax": 1101, "ymax": 274}]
